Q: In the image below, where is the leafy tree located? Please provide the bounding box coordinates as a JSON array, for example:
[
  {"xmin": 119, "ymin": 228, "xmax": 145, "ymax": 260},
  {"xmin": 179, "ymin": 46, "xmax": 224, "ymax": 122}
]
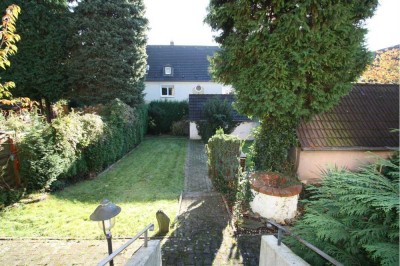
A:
[
  {"xmin": 359, "ymin": 46, "xmax": 400, "ymax": 84},
  {"xmin": 0, "ymin": 0, "xmax": 69, "ymax": 120},
  {"xmin": 206, "ymin": 1, "xmax": 378, "ymax": 171},
  {"xmin": 0, "ymin": 4, "xmax": 20, "ymax": 98},
  {"xmin": 67, "ymin": 0, "xmax": 148, "ymax": 107},
  {"xmin": 196, "ymin": 97, "xmax": 239, "ymax": 142},
  {"xmin": 287, "ymin": 155, "xmax": 399, "ymax": 265}
]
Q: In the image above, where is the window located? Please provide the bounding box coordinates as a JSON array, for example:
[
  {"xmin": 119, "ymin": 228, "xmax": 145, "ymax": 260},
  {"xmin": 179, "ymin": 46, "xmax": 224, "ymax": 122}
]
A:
[
  {"xmin": 163, "ymin": 65, "xmax": 173, "ymax": 76},
  {"xmin": 161, "ymin": 85, "xmax": 174, "ymax": 97}
]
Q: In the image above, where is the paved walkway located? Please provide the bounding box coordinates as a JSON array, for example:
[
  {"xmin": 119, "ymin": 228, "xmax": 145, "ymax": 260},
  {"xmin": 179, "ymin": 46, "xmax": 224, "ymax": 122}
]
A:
[
  {"xmin": 0, "ymin": 238, "xmax": 142, "ymax": 266},
  {"xmin": 161, "ymin": 140, "xmax": 261, "ymax": 265}
]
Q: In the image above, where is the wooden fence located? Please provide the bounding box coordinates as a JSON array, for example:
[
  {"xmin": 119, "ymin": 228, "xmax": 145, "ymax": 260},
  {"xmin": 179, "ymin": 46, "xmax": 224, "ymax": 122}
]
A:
[{"xmin": 0, "ymin": 131, "xmax": 20, "ymax": 189}]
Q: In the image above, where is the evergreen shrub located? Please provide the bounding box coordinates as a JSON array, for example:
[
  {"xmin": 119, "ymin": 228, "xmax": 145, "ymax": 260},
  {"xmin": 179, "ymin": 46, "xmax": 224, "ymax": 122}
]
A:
[
  {"xmin": 3, "ymin": 99, "xmax": 147, "ymax": 193},
  {"xmin": 206, "ymin": 129, "xmax": 242, "ymax": 203},
  {"xmin": 171, "ymin": 120, "xmax": 189, "ymax": 136},
  {"xmin": 287, "ymin": 154, "xmax": 399, "ymax": 266},
  {"xmin": 251, "ymin": 118, "xmax": 298, "ymax": 173},
  {"xmin": 196, "ymin": 97, "xmax": 239, "ymax": 142},
  {"xmin": 147, "ymin": 100, "xmax": 188, "ymax": 134}
]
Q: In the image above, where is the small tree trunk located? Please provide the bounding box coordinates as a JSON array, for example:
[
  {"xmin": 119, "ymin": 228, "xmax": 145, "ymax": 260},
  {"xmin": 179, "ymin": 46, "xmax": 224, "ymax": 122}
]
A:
[{"xmin": 44, "ymin": 97, "xmax": 53, "ymax": 123}]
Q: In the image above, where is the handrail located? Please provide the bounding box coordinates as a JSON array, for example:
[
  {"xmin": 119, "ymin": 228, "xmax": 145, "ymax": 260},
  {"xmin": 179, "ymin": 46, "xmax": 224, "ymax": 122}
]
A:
[
  {"xmin": 97, "ymin": 223, "xmax": 154, "ymax": 266},
  {"xmin": 267, "ymin": 220, "xmax": 343, "ymax": 266}
]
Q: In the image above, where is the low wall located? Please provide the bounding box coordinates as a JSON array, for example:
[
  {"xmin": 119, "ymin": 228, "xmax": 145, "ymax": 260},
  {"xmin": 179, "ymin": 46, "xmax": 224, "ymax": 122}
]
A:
[
  {"xmin": 296, "ymin": 150, "xmax": 394, "ymax": 183},
  {"xmin": 189, "ymin": 121, "xmax": 256, "ymax": 140},
  {"xmin": 125, "ymin": 240, "xmax": 161, "ymax": 266},
  {"xmin": 259, "ymin": 235, "xmax": 310, "ymax": 266}
]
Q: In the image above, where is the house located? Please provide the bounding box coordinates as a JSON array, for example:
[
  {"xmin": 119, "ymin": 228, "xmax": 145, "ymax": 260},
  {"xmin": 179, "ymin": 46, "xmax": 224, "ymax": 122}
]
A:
[
  {"xmin": 293, "ymin": 83, "xmax": 399, "ymax": 183},
  {"xmin": 188, "ymin": 94, "xmax": 257, "ymax": 140},
  {"xmin": 144, "ymin": 44, "xmax": 232, "ymax": 102}
]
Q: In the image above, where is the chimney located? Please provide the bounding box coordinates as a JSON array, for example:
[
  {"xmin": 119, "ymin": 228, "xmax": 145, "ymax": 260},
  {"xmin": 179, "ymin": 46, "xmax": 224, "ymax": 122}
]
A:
[{"xmin": 170, "ymin": 41, "xmax": 174, "ymax": 45}]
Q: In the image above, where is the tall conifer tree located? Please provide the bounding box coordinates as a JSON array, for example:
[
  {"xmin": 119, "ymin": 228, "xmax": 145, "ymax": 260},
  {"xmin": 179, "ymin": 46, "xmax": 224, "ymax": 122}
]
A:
[
  {"xmin": 0, "ymin": 0, "xmax": 68, "ymax": 115},
  {"xmin": 206, "ymin": 0, "xmax": 378, "ymax": 171},
  {"xmin": 67, "ymin": 0, "xmax": 148, "ymax": 107}
]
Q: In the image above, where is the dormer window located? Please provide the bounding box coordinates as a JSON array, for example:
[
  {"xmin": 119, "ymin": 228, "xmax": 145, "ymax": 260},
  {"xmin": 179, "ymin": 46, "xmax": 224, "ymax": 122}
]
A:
[{"xmin": 163, "ymin": 65, "xmax": 173, "ymax": 76}]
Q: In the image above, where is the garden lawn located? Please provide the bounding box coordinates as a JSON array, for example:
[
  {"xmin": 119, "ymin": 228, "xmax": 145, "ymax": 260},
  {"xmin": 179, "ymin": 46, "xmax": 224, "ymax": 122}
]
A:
[{"xmin": 0, "ymin": 137, "xmax": 187, "ymax": 239}]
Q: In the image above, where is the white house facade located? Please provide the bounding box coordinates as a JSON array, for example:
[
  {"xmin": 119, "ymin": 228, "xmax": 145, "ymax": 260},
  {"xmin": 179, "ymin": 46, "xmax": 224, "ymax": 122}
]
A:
[
  {"xmin": 144, "ymin": 81, "xmax": 232, "ymax": 102},
  {"xmin": 144, "ymin": 44, "xmax": 233, "ymax": 102}
]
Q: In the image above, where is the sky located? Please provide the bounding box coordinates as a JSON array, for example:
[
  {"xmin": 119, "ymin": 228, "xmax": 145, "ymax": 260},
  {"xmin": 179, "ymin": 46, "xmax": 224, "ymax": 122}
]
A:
[{"xmin": 144, "ymin": 0, "xmax": 400, "ymax": 51}]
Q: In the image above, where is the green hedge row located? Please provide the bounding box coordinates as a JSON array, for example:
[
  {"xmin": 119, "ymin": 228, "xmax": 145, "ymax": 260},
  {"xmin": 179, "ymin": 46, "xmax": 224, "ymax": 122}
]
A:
[
  {"xmin": 13, "ymin": 99, "xmax": 147, "ymax": 192},
  {"xmin": 206, "ymin": 129, "xmax": 242, "ymax": 202},
  {"xmin": 147, "ymin": 100, "xmax": 188, "ymax": 134}
]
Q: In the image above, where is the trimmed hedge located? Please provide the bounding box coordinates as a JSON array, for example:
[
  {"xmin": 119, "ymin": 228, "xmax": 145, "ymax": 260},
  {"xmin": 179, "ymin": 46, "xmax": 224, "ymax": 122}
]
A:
[
  {"xmin": 206, "ymin": 129, "xmax": 242, "ymax": 202},
  {"xmin": 4, "ymin": 99, "xmax": 147, "ymax": 192},
  {"xmin": 147, "ymin": 100, "xmax": 188, "ymax": 134}
]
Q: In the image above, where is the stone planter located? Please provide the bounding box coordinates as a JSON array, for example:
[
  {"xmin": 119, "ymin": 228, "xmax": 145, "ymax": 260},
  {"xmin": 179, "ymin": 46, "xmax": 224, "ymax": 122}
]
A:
[{"xmin": 249, "ymin": 172, "xmax": 302, "ymax": 223}]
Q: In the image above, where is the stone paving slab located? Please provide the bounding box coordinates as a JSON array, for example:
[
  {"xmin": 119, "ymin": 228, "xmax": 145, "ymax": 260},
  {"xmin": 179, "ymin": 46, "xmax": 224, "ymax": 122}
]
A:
[
  {"xmin": 161, "ymin": 140, "xmax": 261, "ymax": 265},
  {"xmin": 0, "ymin": 239, "xmax": 143, "ymax": 266},
  {"xmin": 184, "ymin": 141, "xmax": 212, "ymax": 193},
  {"xmin": 161, "ymin": 194, "xmax": 261, "ymax": 266}
]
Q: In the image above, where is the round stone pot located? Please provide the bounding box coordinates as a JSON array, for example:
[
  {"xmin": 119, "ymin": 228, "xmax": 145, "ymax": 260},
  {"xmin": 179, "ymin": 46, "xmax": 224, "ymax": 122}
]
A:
[{"xmin": 249, "ymin": 172, "xmax": 302, "ymax": 223}]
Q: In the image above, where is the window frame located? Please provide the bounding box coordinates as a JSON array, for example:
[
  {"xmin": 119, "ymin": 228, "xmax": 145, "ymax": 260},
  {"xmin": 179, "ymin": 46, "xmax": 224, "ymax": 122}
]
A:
[
  {"xmin": 163, "ymin": 65, "xmax": 174, "ymax": 76},
  {"xmin": 160, "ymin": 85, "xmax": 175, "ymax": 98}
]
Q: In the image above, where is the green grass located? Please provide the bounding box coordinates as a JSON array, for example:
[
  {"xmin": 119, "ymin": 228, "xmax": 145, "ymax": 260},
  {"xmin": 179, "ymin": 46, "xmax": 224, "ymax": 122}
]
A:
[{"xmin": 0, "ymin": 137, "xmax": 187, "ymax": 239}]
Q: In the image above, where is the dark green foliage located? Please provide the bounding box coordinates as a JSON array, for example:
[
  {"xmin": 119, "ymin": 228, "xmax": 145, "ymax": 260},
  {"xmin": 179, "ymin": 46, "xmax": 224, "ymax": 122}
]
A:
[
  {"xmin": 196, "ymin": 97, "xmax": 239, "ymax": 142},
  {"xmin": 206, "ymin": 129, "xmax": 242, "ymax": 203},
  {"xmin": 9, "ymin": 99, "xmax": 147, "ymax": 192},
  {"xmin": 147, "ymin": 100, "xmax": 188, "ymax": 134},
  {"xmin": 67, "ymin": 0, "xmax": 148, "ymax": 107},
  {"xmin": 84, "ymin": 99, "xmax": 148, "ymax": 172},
  {"xmin": 0, "ymin": 0, "xmax": 68, "ymax": 106},
  {"xmin": 251, "ymin": 118, "xmax": 298, "ymax": 172},
  {"xmin": 171, "ymin": 120, "xmax": 189, "ymax": 136},
  {"xmin": 206, "ymin": 0, "xmax": 378, "ymax": 168},
  {"xmin": 234, "ymin": 171, "xmax": 255, "ymax": 219},
  {"xmin": 286, "ymin": 154, "xmax": 399, "ymax": 266},
  {"xmin": 18, "ymin": 112, "xmax": 63, "ymax": 191},
  {"xmin": 0, "ymin": 188, "xmax": 24, "ymax": 209}
]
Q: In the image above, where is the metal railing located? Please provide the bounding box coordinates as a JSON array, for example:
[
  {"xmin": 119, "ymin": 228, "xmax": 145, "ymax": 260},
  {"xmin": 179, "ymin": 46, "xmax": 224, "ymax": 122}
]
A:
[
  {"xmin": 267, "ymin": 220, "xmax": 343, "ymax": 266},
  {"xmin": 97, "ymin": 224, "xmax": 154, "ymax": 266}
]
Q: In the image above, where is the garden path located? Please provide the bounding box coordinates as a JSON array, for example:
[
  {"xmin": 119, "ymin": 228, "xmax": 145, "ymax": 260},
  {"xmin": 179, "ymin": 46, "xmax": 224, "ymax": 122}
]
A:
[{"xmin": 160, "ymin": 140, "xmax": 261, "ymax": 265}]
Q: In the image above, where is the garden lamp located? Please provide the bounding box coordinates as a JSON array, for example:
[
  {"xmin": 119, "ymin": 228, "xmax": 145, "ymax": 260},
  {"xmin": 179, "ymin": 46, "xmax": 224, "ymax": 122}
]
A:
[{"xmin": 90, "ymin": 199, "xmax": 121, "ymax": 266}]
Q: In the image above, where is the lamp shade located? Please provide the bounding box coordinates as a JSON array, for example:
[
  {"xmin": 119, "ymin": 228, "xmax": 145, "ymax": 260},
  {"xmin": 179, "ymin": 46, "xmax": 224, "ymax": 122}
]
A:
[{"xmin": 90, "ymin": 199, "xmax": 121, "ymax": 221}]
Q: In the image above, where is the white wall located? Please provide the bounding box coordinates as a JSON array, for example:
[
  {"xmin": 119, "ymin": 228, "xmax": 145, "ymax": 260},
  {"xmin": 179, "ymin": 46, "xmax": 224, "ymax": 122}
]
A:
[
  {"xmin": 189, "ymin": 121, "xmax": 256, "ymax": 140},
  {"xmin": 297, "ymin": 150, "xmax": 394, "ymax": 183},
  {"xmin": 125, "ymin": 240, "xmax": 161, "ymax": 266},
  {"xmin": 144, "ymin": 81, "xmax": 232, "ymax": 102},
  {"xmin": 250, "ymin": 189, "xmax": 299, "ymax": 223},
  {"xmin": 259, "ymin": 236, "xmax": 310, "ymax": 266}
]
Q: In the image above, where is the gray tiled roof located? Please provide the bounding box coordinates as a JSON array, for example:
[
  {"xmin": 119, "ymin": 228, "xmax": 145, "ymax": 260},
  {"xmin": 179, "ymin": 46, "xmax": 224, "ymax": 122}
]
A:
[
  {"xmin": 145, "ymin": 45, "xmax": 219, "ymax": 82},
  {"xmin": 189, "ymin": 94, "xmax": 251, "ymax": 122},
  {"xmin": 297, "ymin": 83, "xmax": 399, "ymax": 150}
]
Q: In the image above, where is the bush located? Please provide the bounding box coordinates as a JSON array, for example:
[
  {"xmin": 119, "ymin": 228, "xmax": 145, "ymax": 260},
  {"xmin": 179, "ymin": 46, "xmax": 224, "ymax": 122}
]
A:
[
  {"xmin": 147, "ymin": 100, "xmax": 188, "ymax": 134},
  {"xmin": 171, "ymin": 120, "xmax": 189, "ymax": 136},
  {"xmin": 206, "ymin": 129, "xmax": 242, "ymax": 203},
  {"xmin": 83, "ymin": 100, "xmax": 147, "ymax": 174},
  {"xmin": 286, "ymin": 154, "xmax": 399, "ymax": 266},
  {"xmin": 0, "ymin": 188, "xmax": 25, "ymax": 209},
  {"xmin": 196, "ymin": 97, "xmax": 239, "ymax": 142},
  {"xmin": 3, "ymin": 99, "xmax": 148, "ymax": 193},
  {"xmin": 251, "ymin": 118, "xmax": 298, "ymax": 173}
]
